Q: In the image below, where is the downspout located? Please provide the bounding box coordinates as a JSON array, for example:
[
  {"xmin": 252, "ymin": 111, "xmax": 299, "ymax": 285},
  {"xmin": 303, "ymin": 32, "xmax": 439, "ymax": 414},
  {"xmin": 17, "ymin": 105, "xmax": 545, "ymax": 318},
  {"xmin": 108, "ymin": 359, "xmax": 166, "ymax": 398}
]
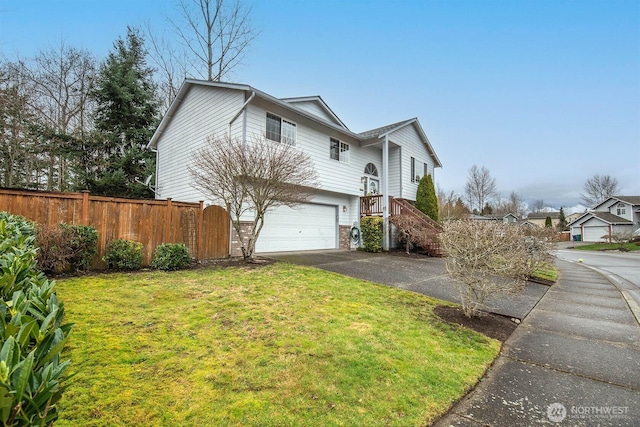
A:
[
  {"xmin": 228, "ymin": 91, "xmax": 256, "ymax": 141},
  {"xmin": 382, "ymin": 135, "xmax": 390, "ymax": 251}
]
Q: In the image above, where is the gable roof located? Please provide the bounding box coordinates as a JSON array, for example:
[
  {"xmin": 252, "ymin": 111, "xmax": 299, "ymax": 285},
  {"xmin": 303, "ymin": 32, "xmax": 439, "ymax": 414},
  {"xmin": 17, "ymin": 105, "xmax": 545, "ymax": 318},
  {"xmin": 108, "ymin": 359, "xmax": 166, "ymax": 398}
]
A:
[
  {"xmin": 527, "ymin": 211, "xmax": 560, "ymax": 220},
  {"xmin": 280, "ymin": 96, "xmax": 349, "ymax": 130},
  {"xmin": 359, "ymin": 118, "xmax": 442, "ymax": 168},
  {"xmin": 149, "ymin": 80, "xmax": 442, "ymax": 169},
  {"xmin": 149, "ymin": 79, "xmax": 363, "ymax": 149},
  {"xmin": 569, "ymin": 211, "xmax": 632, "ymax": 227},
  {"xmin": 592, "ymin": 195, "xmax": 640, "ymax": 211}
]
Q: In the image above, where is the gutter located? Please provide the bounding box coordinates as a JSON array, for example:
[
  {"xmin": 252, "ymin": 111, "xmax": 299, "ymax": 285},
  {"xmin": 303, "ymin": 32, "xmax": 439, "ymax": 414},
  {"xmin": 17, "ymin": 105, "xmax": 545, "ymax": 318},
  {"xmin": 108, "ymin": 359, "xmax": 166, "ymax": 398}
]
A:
[{"xmin": 229, "ymin": 91, "xmax": 256, "ymax": 137}]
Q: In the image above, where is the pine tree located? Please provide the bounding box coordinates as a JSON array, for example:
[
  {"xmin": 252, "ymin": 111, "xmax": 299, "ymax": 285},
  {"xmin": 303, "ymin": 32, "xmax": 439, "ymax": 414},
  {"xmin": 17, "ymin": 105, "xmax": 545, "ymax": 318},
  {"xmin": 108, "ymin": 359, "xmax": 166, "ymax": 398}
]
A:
[
  {"xmin": 415, "ymin": 174, "xmax": 439, "ymax": 221},
  {"xmin": 557, "ymin": 207, "xmax": 568, "ymax": 231},
  {"xmin": 83, "ymin": 27, "xmax": 159, "ymax": 198},
  {"xmin": 545, "ymin": 216, "xmax": 553, "ymax": 227}
]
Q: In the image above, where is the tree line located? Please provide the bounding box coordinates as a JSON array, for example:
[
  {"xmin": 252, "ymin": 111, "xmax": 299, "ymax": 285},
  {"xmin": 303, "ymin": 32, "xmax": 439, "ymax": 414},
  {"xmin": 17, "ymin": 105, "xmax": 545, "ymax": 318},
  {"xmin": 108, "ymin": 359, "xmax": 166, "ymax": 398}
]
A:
[
  {"xmin": 438, "ymin": 164, "xmax": 622, "ymax": 221},
  {"xmin": 0, "ymin": 0, "xmax": 255, "ymax": 198}
]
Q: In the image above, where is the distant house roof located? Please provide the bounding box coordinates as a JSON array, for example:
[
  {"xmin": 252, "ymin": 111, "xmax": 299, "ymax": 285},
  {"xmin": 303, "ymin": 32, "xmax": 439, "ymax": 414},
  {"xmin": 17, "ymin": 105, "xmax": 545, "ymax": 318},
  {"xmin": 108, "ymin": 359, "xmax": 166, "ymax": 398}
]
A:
[
  {"xmin": 569, "ymin": 211, "xmax": 632, "ymax": 227},
  {"xmin": 527, "ymin": 212, "xmax": 560, "ymax": 220}
]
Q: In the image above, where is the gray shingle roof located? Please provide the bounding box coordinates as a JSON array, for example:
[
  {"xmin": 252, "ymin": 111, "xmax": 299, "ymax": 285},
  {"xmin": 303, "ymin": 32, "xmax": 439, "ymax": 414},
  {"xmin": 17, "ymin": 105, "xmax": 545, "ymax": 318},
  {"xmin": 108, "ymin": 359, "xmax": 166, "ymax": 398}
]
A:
[
  {"xmin": 612, "ymin": 196, "xmax": 640, "ymax": 205},
  {"xmin": 527, "ymin": 212, "xmax": 561, "ymax": 219},
  {"xmin": 358, "ymin": 119, "xmax": 415, "ymax": 140},
  {"xmin": 591, "ymin": 212, "xmax": 633, "ymax": 224}
]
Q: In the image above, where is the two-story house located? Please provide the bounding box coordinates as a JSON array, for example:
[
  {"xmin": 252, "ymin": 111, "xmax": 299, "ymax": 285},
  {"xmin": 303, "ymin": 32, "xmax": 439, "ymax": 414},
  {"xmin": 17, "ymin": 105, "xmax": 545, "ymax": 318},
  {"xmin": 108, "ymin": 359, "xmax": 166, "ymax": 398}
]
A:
[
  {"xmin": 148, "ymin": 80, "xmax": 441, "ymax": 254},
  {"xmin": 569, "ymin": 196, "xmax": 640, "ymax": 242}
]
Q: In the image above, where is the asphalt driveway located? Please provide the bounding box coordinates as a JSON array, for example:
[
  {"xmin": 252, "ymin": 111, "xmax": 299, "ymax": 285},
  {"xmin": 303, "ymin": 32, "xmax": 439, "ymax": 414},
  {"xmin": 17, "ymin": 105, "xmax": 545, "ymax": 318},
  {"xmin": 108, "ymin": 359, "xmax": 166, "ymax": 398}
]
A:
[{"xmin": 265, "ymin": 250, "xmax": 550, "ymax": 319}]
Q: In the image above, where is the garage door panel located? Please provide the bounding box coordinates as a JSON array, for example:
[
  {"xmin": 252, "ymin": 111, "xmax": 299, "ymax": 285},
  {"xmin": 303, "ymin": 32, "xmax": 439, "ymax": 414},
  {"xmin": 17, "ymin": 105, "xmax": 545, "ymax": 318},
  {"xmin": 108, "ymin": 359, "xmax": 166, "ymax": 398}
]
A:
[
  {"xmin": 583, "ymin": 226, "xmax": 608, "ymax": 242},
  {"xmin": 256, "ymin": 204, "xmax": 337, "ymax": 252}
]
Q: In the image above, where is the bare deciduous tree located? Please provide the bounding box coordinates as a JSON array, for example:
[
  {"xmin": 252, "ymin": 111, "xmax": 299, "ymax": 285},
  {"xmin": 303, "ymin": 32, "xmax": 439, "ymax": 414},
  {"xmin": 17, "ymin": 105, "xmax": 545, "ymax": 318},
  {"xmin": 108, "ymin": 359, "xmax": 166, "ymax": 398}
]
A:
[
  {"xmin": 170, "ymin": 0, "xmax": 257, "ymax": 82},
  {"xmin": 464, "ymin": 165, "xmax": 497, "ymax": 214},
  {"xmin": 190, "ymin": 134, "xmax": 317, "ymax": 260},
  {"xmin": 494, "ymin": 191, "xmax": 526, "ymax": 217},
  {"xmin": 437, "ymin": 186, "xmax": 470, "ymax": 221},
  {"xmin": 530, "ymin": 199, "xmax": 545, "ymax": 213},
  {"xmin": 441, "ymin": 221, "xmax": 552, "ymax": 318},
  {"xmin": 581, "ymin": 174, "xmax": 620, "ymax": 208}
]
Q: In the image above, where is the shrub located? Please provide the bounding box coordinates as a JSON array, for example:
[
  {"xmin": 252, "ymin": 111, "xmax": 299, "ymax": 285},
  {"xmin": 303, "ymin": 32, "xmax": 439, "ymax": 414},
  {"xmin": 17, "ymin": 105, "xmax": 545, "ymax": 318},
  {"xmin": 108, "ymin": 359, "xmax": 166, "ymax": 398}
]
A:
[
  {"xmin": 60, "ymin": 224, "xmax": 98, "ymax": 270},
  {"xmin": 360, "ymin": 216, "xmax": 383, "ymax": 252},
  {"xmin": 0, "ymin": 212, "xmax": 72, "ymax": 425},
  {"xmin": 35, "ymin": 225, "xmax": 72, "ymax": 274},
  {"xmin": 103, "ymin": 239, "xmax": 143, "ymax": 270},
  {"xmin": 415, "ymin": 174, "xmax": 438, "ymax": 221},
  {"xmin": 441, "ymin": 220, "xmax": 530, "ymax": 318},
  {"xmin": 152, "ymin": 243, "xmax": 191, "ymax": 271},
  {"xmin": 36, "ymin": 224, "xmax": 98, "ymax": 273}
]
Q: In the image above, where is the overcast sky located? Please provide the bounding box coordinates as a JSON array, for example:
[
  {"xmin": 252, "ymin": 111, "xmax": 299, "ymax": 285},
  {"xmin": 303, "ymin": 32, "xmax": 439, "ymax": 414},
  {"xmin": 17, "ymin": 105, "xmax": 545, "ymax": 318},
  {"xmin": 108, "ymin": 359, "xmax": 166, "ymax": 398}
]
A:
[{"xmin": 1, "ymin": 0, "xmax": 638, "ymax": 211}]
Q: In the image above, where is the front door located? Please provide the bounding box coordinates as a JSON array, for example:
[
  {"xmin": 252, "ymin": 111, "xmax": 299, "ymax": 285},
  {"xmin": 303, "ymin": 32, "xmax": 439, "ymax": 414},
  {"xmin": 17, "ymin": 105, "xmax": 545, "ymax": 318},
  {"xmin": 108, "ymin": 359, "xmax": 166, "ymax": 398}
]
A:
[{"xmin": 361, "ymin": 177, "xmax": 379, "ymax": 196}]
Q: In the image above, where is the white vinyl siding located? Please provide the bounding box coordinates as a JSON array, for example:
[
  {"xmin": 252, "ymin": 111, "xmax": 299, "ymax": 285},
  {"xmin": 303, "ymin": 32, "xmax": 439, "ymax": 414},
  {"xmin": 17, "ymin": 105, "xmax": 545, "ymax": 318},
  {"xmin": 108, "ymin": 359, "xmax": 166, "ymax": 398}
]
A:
[
  {"xmin": 244, "ymin": 102, "xmax": 380, "ymax": 197},
  {"xmin": 387, "ymin": 123, "xmax": 436, "ymax": 200},
  {"xmin": 155, "ymin": 86, "xmax": 244, "ymax": 202}
]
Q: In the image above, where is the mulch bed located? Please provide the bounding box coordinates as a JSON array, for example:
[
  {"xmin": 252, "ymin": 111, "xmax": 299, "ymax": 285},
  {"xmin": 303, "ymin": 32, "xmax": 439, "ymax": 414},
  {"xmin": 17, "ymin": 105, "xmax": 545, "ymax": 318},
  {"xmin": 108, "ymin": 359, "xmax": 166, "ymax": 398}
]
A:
[{"xmin": 433, "ymin": 305, "xmax": 519, "ymax": 343}]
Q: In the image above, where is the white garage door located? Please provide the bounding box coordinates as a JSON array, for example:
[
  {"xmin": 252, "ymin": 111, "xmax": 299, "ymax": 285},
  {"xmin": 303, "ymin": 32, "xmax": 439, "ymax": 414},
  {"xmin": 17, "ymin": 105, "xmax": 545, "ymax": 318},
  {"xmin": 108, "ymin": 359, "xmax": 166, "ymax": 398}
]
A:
[
  {"xmin": 583, "ymin": 226, "xmax": 609, "ymax": 242},
  {"xmin": 256, "ymin": 203, "xmax": 337, "ymax": 252}
]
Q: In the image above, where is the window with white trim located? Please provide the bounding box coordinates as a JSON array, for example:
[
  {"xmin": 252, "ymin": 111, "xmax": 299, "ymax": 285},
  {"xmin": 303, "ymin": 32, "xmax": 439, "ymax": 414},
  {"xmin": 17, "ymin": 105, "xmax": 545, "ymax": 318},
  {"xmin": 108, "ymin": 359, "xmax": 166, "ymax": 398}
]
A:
[
  {"xmin": 266, "ymin": 113, "xmax": 296, "ymax": 145},
  {"xmin": 330, "ymin": 138, "xmax": 349, "ymax": 163},
  {"xmin": 617, "ymin": 203, "xmax": 626, "ymax": 215},
  {"xmin": 410, "ymin": 157, "xmax": 416, "ymax": 182}
]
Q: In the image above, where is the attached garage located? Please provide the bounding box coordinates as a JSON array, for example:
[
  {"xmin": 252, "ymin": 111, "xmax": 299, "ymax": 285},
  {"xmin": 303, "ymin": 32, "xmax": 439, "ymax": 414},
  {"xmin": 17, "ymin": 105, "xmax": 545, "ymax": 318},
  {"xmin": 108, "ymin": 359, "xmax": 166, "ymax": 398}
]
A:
[{"xmin": 256, "ymin": 203, "xmax": 338, "ymax": 252}]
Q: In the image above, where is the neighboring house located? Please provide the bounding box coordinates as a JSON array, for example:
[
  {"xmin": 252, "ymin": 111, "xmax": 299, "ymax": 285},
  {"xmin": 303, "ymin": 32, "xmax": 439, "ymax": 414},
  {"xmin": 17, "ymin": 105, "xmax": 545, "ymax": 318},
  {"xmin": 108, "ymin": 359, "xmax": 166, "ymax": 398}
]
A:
[
  {"xmin": 470, "ymin": 213, "xmax": 518, "ymax": 223},
  {"xmin": 568, "ymin": 196, "xmax": 640, "ymax": 242},
  {"xmin": 527, "ymin": 211, "xmax": 562, "ymax": 228},
  {"xmin": 148, "ymin": 79, "xmax": 441, "ymax": 254},
  {"xmin": 565, "ymin": 212, "xmax": 583, "ymax": 224}
]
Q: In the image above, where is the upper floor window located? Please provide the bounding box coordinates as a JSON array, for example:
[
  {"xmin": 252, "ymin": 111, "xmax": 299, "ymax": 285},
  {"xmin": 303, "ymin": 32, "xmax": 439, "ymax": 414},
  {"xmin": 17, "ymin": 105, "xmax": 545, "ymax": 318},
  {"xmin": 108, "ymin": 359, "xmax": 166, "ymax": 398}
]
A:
[
  {"xmin": 266, "ymin": 113, "xmax": 296, "ymax": 145},
  {"xmin": 330, "ymin": 138, "xmax": 350, "ymax": 163},
  {"xmin": 617, "ymin": 203, "xmax": 626, "ymax": 215},
  {"xmin": 410, "ymin": 157, "xmax": 416, "ymax": 182}
]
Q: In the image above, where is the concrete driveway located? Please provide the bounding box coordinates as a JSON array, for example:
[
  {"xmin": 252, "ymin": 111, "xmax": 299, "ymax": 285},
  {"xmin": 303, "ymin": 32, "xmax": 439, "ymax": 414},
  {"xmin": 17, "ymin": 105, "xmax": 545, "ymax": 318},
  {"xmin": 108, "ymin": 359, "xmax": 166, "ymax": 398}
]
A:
[{"xmin": 265, "ymin": 250, "xmax": 549, "ymax": 319}]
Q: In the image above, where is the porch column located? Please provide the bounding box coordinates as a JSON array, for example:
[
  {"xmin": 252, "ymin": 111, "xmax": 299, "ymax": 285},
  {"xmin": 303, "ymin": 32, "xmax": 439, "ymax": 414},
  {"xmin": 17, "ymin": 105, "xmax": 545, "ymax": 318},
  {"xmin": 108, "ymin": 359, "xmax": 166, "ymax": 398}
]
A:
[{"xmin": 382, "ymin": 135, "xmax": 390, "ymax": 251}]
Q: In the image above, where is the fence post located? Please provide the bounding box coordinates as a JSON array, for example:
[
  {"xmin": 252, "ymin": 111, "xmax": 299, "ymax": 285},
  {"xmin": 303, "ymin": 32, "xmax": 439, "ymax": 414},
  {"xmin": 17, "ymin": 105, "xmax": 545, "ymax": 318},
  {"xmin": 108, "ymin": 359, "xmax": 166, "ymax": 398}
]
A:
[
  {"xmin": 197, "ymin": 201, "xmax": 204, "ymax": 263},
  {"xmin": 164, "ymin": 198, "xmax": 172, "ymax": 243},
  {"xmin": 82, "ymin": 190, "xmax": 90, "ymax": 225}
]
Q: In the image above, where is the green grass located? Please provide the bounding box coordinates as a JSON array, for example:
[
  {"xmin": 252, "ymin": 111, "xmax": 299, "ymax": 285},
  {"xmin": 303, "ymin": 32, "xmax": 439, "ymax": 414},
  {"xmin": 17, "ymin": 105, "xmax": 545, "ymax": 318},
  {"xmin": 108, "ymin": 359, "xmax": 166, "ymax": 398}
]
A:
[
  {"xmin": 532, "ymin": 262, "xmax": 558, "ymax": 282},
  {"xmin": 574, "ymin": 242, "xmax": 640, "ymax": 252},
  {"xmin": 55, "ymin": 263, "xmax": 500, "ymax": 427}
]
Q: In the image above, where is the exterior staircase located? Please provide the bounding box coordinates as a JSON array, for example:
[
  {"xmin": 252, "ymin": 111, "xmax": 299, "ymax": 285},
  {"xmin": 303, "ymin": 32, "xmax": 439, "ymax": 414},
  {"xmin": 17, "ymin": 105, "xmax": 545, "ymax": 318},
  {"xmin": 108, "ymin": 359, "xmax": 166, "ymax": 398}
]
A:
[{"xmin": 360, "ymin": 196, "xmax": 443, "ymax": 257}]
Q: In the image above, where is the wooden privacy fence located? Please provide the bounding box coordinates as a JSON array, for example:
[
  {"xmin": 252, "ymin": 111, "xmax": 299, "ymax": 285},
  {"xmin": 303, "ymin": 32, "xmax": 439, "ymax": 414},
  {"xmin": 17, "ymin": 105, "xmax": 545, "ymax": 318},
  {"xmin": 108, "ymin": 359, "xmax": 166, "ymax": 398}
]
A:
[{"xmin": 0, "ymin": 188, "xmax": 230, "ymax": 268}]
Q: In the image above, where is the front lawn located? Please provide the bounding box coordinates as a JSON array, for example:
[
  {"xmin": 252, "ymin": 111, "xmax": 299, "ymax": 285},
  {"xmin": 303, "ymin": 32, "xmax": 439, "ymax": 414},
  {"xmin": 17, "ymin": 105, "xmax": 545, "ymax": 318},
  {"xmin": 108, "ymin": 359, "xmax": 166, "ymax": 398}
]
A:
[
  {"xmin": 55, "ymin": 263, "xmax": 499, "ymax": 427},
  {"xmin": 574, "ymin": 242, "xmax": 640, "ymax": 252}
]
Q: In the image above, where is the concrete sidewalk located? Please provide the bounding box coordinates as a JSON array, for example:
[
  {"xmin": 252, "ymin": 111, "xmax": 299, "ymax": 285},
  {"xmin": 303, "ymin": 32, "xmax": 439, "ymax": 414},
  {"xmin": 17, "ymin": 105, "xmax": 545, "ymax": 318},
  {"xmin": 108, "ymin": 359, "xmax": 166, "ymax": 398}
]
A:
[{"xmin": 435, "ymin": 259, "xmax": 640, "ymax": 426}]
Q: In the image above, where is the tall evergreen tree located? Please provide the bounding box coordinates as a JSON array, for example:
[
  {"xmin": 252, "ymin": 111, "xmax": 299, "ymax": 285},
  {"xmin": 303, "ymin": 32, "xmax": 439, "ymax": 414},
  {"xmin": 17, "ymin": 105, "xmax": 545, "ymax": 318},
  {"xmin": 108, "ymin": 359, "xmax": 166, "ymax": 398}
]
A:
[
  {"xmin": 415, "ymin": 174, "xmax": 439, "ymax": 221},
  {"xmin": 84, "ymin": 27, "xmax": 159, "ymax": 198},
  {"xmin": 545, "ymin": 216, "xmax": 553, "ymax": 228},
  {"xmin": 557, "ymin": 207, "xmax": 568, "ymax": 231}
]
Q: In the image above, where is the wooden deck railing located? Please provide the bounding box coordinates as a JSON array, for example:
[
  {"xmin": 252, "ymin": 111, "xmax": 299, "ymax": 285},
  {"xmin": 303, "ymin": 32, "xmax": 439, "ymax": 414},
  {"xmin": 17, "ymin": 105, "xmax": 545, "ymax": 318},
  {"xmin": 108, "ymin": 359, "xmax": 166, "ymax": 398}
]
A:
[
  {"xmin": 360, "ymin": 195, "xmax": 384, "ymax": 216},
  {"xmin": 390, "ymin": 198, "xmax": 443, "ymax": 232}
]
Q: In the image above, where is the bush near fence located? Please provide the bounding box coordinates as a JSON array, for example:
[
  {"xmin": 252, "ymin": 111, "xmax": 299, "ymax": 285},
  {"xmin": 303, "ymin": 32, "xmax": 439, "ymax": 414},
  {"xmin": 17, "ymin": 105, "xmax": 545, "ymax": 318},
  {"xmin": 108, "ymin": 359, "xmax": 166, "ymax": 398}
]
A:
[{"xmin": 0, "ymin": 188, "xmax": 230, "ymax": 269}]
